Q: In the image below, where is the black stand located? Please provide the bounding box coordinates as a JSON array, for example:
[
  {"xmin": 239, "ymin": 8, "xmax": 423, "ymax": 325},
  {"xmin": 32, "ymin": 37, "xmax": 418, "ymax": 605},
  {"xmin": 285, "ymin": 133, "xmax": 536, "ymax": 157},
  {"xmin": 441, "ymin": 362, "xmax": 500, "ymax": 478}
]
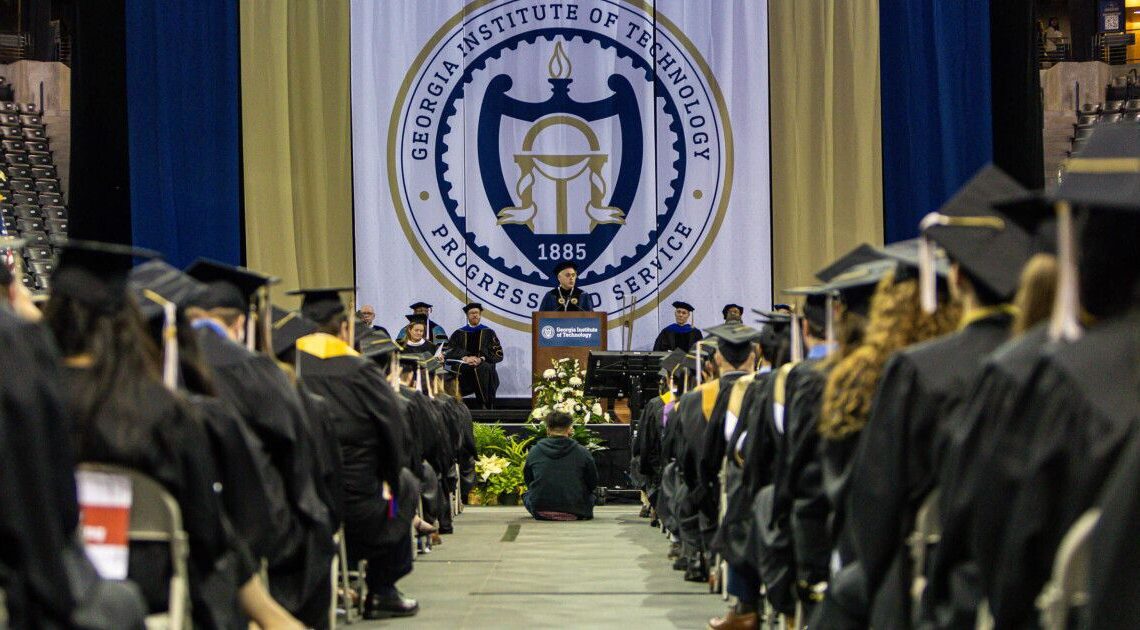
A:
[{"xmin": 584, "ymin": 350, "xmax": 667, "ymax": 421}]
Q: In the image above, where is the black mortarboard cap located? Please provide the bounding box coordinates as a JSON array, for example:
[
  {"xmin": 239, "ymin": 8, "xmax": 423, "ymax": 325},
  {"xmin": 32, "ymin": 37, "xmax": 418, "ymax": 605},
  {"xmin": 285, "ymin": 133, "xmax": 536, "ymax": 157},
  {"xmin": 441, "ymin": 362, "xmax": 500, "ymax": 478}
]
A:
[
  {"xmin": 815, "ymin": 243, "xmax": 882, "ymax": 282},
  {"xmin": 552, "ymin": 260, "xmax": 578, "ymax": 278},
  {"xmin": 409, "ymin": 301, "xmax": 433, "ymax": 310},
  {"xmin": 463, "ymin": 302, "xmax": 483, "ymax": 312},
  {"xmin": 129, "ymin": 260, "xmax": 209, "ymax": 321},
  {"xmin": 752, "ymin": 309, "xmax": 793, "ymax": 324},
  {"xmin": 660, "ymin": 349, "xmax": 687, "ymax": 377},
  {"xmin": 1055, "ymin": 123, "xmax": 1140, "ymax": 213},
  {"xmin": 270, "ymin": 306, "xmax": 317, "ymax": 359},
  {"xmin": 921, "ymin": 165, "xmax": 1032, "ymax": 302},
  {"xmin": 185, "ymin": 258, "xmax": 278, "ymax": 311},
  {"xmin": 703, "ymin": 322, "xmax": 759, "ymax": 349},
  {"xmin": 287, "ymin": 287, "xmax": 355, "ymax": 324},
  {"xmin": 51, "ymin": 240, "xmax": 161, "ymax": 314},
  {"xmin": 405, "ymin": 313, "xmax": 429, "ymax": 325},
  {"xmin": 419, "ymin": 355, "xmax": 442, "ymax": 372},
  {"xmin": 398, "ymin": 351, "xmax": 429, "ymax": 366},
  {"xmin": 876, "ymin": 239, "xmax": 949, "ymax": 281},
  {"xmin": 671, "ymin": 300, "xmax": 695, "ymax": 312},
  {"xmin": 359, "ymin": 328, "xmax": 400, "ymax": 360}
]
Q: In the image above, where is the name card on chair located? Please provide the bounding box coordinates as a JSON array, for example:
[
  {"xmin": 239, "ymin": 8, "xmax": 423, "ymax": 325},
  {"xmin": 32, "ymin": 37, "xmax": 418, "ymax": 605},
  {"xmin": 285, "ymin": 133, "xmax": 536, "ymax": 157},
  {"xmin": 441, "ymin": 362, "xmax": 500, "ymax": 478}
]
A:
[{"xmin": 76, "ymin": 470, "xmax": 133, "ymax": 579}]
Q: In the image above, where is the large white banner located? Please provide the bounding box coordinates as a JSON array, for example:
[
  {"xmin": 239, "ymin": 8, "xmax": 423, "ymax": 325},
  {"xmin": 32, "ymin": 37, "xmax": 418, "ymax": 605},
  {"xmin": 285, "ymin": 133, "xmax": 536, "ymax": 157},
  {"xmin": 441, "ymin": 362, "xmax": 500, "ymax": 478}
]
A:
[{"xmin": 352, "ymin": 0, "xmax": 771, "ymax": 397}]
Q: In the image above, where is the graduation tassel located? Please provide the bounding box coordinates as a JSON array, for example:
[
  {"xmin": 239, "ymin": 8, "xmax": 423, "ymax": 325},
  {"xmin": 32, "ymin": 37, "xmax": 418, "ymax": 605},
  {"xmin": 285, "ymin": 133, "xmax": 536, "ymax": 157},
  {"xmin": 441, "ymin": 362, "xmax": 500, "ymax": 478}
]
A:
[
  {"xmin": 415, "ymin": 363, "xmax": 423, "ymax": 392},
  {"xmin": 917, "ymin": 213, "xmax": 943, "ymax": 314},
  {"xmin": 257, "ymin": 286, "xmax": 272, "ymax": 356},
  {"xmin": 1049, "ymin": 201, "xmax": 1083, "ymax": 342},
  {"xmin": 824, "ymin": 293, "xmax": 836, "ymax": 355},
  {"xmin": 245, "ymin": 300, "xmax": 257, "ymax": 352},
  {"xmin": 790, "ymin": 311, "xmax": 804, "ymax": 362},
  {"xmin": 389, "ymin": 352, "xmax": 401, "ymax": 391},
  {"xmin": 144, "ymin": 290, "xmax": 179, "ymax": 391},
  {"xmin": 347, "ymin": 291, "xmax": 357, "ymax": 349},
  {"xmin": 694, "ymin": 340, "xmax": 703, "ymax": 386}
]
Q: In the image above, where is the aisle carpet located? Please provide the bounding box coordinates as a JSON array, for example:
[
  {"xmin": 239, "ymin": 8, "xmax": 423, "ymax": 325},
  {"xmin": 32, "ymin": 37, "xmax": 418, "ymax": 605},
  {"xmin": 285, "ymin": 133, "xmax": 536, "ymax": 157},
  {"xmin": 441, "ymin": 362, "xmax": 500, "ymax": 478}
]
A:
[{"xmin": 357, "ymin": 505, "xmax": 725, "ymax": 628}]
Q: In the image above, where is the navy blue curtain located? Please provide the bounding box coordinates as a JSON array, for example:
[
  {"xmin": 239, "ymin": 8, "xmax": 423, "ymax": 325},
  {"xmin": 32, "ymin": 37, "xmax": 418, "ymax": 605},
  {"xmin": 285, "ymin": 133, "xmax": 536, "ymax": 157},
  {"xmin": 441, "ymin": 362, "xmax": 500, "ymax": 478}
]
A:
[
  {"xmin": 879, "ymin": 0, "xmax": 994, "ymax": 243},
  {"xmin": 125, "ymin": 0, "xmax": 242, "ymax": 267}
]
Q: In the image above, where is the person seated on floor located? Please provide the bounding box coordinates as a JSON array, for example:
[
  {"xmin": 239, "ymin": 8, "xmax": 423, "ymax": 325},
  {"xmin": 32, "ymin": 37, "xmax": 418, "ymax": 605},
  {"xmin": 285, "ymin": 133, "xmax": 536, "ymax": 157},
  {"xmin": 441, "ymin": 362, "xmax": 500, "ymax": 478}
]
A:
[{"xmin": 523, "ymin": 411, "xmax": 598, "ymax": 521}]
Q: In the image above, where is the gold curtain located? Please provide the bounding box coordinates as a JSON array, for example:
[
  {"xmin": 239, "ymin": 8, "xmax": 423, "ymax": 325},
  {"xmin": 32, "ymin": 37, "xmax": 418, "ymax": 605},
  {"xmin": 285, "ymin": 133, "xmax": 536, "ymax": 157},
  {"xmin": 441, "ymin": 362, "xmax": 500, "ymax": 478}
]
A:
[
  {"xmin": 240, "ymin": 0, "xmax": 354, "ymax": 301},
  {"xmin": 768, "ymin": 0, "xmax": 884, "ymax": 297}
]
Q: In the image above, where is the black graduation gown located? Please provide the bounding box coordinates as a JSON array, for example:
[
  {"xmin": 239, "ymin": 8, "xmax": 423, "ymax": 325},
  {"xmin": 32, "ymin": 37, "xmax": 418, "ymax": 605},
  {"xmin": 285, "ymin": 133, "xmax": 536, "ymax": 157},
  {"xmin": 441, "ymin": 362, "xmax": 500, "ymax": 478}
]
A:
[
  {"xmin": 196, "ymin": 330, "xmax": 334, "ymax": 614},
  {"xmin": 847, "ymin": 312, "xmax": 1012, "ymax": 628},
  {"xmin": 987, "ymin": 312, "xmax": 1140, "ymax": 628},
  {"xmin": 745, "ymin": 363, "xmax": 809, "ymax": 615},
  {"xmin": 1087, "ymin": 422, "xmax": 1140, "ymax": 629},
  {"xmin": 695, "ymin": 372, "xmax": 750, "ymax": 528},
  {"xmin": 62, "ymin": 368, "xmax": 252, "ymax": 629},
  {"xmin": 189, "ymin": 394, "xmax": 279, "ymax": 560},
  {"xmin": 444, "ymin": 325, "xmax": 504, "ymax": 407},
  {"xmin": 653, "ymin": 325, "xmax": 703, "ymax": 352},
  {"xmin": 672, "ymin": 382, "xmax": 718, "ymax": 547},
  {"xmin": 0, "ymin": 312, "xmax": 79, "ymax": 628},
  {"xmin": 636, "ymin": 395, "xmax": 669, "ymax": 504},
  {"xmin": 919, "ymin": 324, "xmax": 1051, "ymax": 629},
  {"xmin": 780, "ymin": 363, "xmax": 833, "ymax": 605},
  {"xmin": 297, "ymin": 389, "xmax": 345, "ymax": 531},
  {"xmin": 294, "ymin": 335, "xmax": 410, "ymax": 561},
  {"xmin": 712, "ymin": 372, "xmax": 773, "ymax": 571}
]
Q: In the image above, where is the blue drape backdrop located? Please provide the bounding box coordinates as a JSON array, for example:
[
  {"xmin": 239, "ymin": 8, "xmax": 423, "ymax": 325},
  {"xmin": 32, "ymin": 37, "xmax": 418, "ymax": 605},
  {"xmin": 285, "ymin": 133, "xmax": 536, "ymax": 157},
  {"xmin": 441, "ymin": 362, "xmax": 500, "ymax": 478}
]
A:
[
  {"xmin": 125, "ymin": 0, "xmax": 242, "ymax": 267},
  {"xmin": 879, "ymin": 0, "xmax": 994, "ymax": 243}
]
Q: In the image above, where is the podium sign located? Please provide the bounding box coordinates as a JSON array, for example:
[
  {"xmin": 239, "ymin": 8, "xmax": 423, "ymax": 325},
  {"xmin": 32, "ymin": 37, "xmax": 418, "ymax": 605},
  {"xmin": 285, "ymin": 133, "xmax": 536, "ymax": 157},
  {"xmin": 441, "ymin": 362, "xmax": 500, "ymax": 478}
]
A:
[
  {"xmin": 536, "ymin": 316, "xmax": 604, "ymax": 348},
  {"xmin": 532, "ymin": 311, "xmax": 607, "ymax": 400}
]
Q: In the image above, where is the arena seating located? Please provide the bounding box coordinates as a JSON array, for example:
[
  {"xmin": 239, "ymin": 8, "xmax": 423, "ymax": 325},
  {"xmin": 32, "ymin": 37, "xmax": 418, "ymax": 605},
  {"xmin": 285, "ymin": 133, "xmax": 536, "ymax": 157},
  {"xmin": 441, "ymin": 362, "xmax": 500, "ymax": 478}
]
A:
[
  {"xmin": 0, "ymin": 101, "xmax": 67, "ymax": 292},
  {"xmin": 1069, "ymin": 100, "xmax": 1140, "ymax": 155}
]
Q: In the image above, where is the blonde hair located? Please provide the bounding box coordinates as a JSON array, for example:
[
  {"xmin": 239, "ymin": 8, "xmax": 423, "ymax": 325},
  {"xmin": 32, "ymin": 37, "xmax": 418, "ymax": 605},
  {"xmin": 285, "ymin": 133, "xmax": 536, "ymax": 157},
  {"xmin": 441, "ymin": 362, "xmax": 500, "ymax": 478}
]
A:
[
  {"xmin": 1011, "ymin": 253, "xmax": 1058, "ymax": 336},
  {"xmin": 819, "ymin": 270, "xmax": 960, "ymax": 440}
]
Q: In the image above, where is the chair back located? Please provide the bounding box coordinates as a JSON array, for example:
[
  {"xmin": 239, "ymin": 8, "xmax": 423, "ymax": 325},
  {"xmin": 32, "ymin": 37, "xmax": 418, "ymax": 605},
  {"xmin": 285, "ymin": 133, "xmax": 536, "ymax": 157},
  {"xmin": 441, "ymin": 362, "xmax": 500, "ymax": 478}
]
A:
[
  {"xmin": 908, "ymin": 489, "xmax": 942, "ymax": 612},
  {"xmin": 77, "ymin": 463, "xmax": 190, "ymax": 630},
  {"xmin": 1037, "ymin": 508, "xmax": 1100, "ymax": 630}
]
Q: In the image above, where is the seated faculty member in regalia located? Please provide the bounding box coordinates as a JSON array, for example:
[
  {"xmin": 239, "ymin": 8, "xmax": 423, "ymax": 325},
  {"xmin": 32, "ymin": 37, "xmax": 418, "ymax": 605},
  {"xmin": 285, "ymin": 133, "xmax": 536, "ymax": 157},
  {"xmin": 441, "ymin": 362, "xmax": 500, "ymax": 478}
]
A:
[
  {"xmin": 653, "ymin": 300, "xmax": 703, "ymax": 351},
  {"xmin": 444, "ymin": 302, "xmax": 504, "ymax": 409},
  {"xmin": 539, "ymin": 261, "xmax": 595, "ymax": 311}
]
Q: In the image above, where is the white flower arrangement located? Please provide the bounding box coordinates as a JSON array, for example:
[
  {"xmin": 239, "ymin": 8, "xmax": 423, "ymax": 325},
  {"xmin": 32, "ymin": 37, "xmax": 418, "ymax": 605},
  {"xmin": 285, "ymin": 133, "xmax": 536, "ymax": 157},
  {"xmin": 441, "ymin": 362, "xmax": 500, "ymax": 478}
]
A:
[
  {"xmin": 531, "ymin": 357, "xmax": 610, "ymax": 425},
  {"xmin": 475, "ymin": 454, "xmax": 509, "ymax": 482}
]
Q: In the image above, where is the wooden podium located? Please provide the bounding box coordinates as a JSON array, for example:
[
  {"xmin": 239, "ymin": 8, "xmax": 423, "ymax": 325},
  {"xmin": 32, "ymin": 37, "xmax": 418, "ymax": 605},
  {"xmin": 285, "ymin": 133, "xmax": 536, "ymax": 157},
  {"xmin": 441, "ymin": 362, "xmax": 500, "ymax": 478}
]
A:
[{"xmin": 531, "ymin": 310, "xmax": 607, "ymax": 390}]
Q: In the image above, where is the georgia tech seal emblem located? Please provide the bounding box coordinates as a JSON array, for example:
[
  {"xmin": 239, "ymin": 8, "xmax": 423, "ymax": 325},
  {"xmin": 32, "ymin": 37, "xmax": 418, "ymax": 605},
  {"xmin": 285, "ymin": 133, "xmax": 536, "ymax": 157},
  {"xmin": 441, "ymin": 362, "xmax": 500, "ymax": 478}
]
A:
[{"xmin": 390, "ymin": 0, "xmax": 732, "ymax": 331}]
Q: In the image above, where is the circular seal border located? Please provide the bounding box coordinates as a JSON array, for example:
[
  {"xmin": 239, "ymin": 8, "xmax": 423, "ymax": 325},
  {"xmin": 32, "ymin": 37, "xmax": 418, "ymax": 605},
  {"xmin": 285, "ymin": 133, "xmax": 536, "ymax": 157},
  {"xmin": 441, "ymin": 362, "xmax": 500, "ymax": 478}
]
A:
[{"xmin": 386, "ymin": 0, "xmax": 734, "ymax": 333}]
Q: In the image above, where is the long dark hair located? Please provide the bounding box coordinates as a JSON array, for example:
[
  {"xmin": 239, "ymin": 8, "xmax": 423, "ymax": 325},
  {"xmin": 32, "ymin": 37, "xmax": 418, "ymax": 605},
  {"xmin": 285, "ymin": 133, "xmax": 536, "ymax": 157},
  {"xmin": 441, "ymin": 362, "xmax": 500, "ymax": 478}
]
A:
[{"xmin": 43, "ymin": 293, "xmax": 165, "ymax": 447}]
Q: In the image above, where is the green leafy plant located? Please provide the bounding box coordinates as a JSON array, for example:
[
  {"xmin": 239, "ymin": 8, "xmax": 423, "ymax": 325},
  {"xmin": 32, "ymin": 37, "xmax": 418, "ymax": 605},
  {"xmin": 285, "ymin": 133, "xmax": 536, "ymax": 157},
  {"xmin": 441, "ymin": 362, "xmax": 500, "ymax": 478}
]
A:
[
  {"xmin": 472, "ymin": 433, "xmax": 534, "ymax": 504},
  {"xmin": 473, "ymin": 422, "xmax": 511, "ymax": 457}
]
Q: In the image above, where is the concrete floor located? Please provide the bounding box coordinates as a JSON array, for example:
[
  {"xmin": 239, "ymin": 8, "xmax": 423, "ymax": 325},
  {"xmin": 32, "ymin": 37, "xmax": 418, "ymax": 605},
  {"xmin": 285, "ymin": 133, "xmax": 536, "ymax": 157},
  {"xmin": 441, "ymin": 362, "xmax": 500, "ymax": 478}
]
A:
[{"xmin": 355, "ymin": 505, "xmax": 726, "ymax": 629}]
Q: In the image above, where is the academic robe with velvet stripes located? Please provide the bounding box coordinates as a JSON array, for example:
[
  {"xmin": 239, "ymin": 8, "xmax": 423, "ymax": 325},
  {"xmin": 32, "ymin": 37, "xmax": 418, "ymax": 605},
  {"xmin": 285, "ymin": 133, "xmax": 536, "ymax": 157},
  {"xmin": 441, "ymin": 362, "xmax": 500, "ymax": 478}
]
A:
[
  {"xmin": 444, "ymin": 325, "xmax": 503, "ymax": 407},
  {"xmin": 653, "ymin": 323, "xmax": 703, "ymax": 352}
]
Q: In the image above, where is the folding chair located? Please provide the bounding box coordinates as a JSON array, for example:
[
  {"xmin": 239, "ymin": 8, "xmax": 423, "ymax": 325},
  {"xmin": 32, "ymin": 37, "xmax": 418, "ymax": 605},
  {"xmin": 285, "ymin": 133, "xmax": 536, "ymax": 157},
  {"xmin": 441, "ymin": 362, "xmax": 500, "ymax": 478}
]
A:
[
  {"xmin": 77, "ymin": 463, "xmax": 192, "ymax": 630},
  {"xmin": 331, "ymin": 529, "xmax": 366, "ymax": 625},
  {"xmin": 907, "ymin": 489, "xmax": 941, "ymax": 617},
  {"xmin": 1036, "ymin": 508, "xmax": 1100, "ymax": 630}
]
